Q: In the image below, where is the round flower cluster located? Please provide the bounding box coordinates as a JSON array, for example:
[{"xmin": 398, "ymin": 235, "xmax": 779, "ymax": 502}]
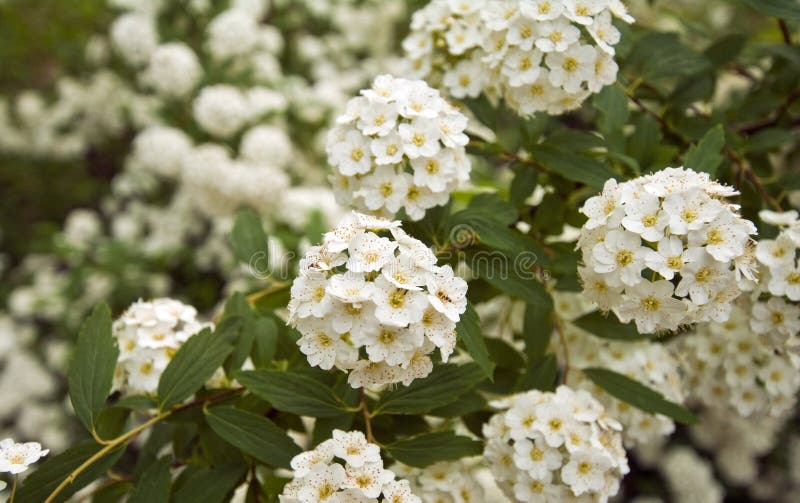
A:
[
  {"xmin": 394, "ymin": 458, "xmax": 504, "ymax": 502},
  {"xmin": 402, "ymin": 0, "xmax": 634, "ymax": 117},
  {"xmin": 0, "ymin": 438, "xmax": 48, "ymax": 475},
  {"xmin": 674, "ymin": 304, "xmax": 800, "ymax": 418},
  {"xmin": 287, "ymin": 212, "xmax": 468, "ymax": 388},
  {"xmin": 484, "ymin": 386, "xmax": 629, "ymax": 502},
  {"xmin": 578, "ymin": 167, "xmax": 758, "ymax": 333},
  {"xmin": 659, "ymin": 447, "xmax": 724, "ymax": 503},
  {"xmin": 112, "ymin": 298, "xmax": 211, "ymax": 396},
  {"xmin": 751, "ymin": 210, "xmax": 800, "ymax": 350},
  {"xmin": 280, "ymin": 429, "xmax": 421, "ymax": 503},
  {"xmin": 564, "ymin": 329, "xmax": 685, "ymax": 447},
  {"xmin": 327, "ymin": 74, "xmax": 470, "ymax": 221}
]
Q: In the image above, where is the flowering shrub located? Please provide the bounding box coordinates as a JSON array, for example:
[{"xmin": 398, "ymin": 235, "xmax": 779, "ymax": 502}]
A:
[{"xmin": 1, "ymin": 0, "xmax": 800, "ymax": 502}]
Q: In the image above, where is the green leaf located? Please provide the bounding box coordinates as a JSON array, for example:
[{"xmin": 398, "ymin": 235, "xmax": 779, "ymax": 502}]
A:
[
  {"xmin": 251, "ymin": 317, "xmax": 279, "ymax": 368},
  {"xmin": 456, "ymin": 303, "xmax": 495, "ymax": 380},
  {"xmin": 583, "ymin": 367, "xmax": 698, "ymax": 424},
  {"xmin": 236, "ymin": 370, "xmax": 348, "ymax": 417},
  {"xmin": 509, "ymin": 164, "xmax": 538, "ymax": 206},
  {"xmin": 531, "ymin": 144, "xmax": 619, "ymax": 188},
  {"xmin": 374, "ymin": 363, "xmax": 485, "ymax": 416},
  {"xmin": 737, "ymin": 0, "xmax": 800, "ymax": 22},
  {"xmin": 628, "ymin": 32, "xmax": 711, "ymax": 81},
  {"xmin": 428, "ymin": 391, "xmax": 486, "ymax": 417},
  {"xmin": 16, "ymin": 442, "xmax": 125, "ymax": 503},
  {"xmin": 523, "ymin": 302, "xmax": 554, "ymax": 361},
  {"xmin": 572, "ymin": 311, "xmax": 651, "ymax": 341},
  {"xmin": 171, "ymin": 464, "xmax": 246, "ymax": 503},
  {"xmin": 471, "ymin": 249, "xmax": 552, "ymax": 309},
  {"xmin": 684, "ymin": 125, "xmax": 726, "ymax": 176},
  {"xmin": 593, "ymin": 86, "xmax": 629, "ymax": 150},
  {"xmin": 230, "ymin": 208, "xmax": 268, "ymax": 265},
  {"xmin": 205, "ymin": 406, "xmax": 302, "ymax": 469},
  {"xmin": 385, "ymin": 431, "xmax": 483, "ymax": 468},
  {"xmin": 128, "ymin": 456, "xmax": 172, "ymax": 503},
  {"xmin": 158, "ymin": 328, "xmax": 233, "ymax": 411},
  {"xmin": 516, "ymin": 354, "xmax": 558, "ymax": 392},
  {"xmin": 113, "ymin": 395, "xmax": 158, "ymax": 410},
  {"xmin": 68, "ymin": 303, "xmax": 119, "ymax": 434}
]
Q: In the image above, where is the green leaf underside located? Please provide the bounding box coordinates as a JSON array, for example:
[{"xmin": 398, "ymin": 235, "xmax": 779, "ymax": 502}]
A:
[
  {"xmin": 374, "ymin": 363, "xmax": 486, "ymax": 415},
  {"xmin": 68, "ymin": 303, "xmax": 119, "ymax": 435},
  {"xmin": 236, "ymin": 369, "xmax": 349, "ymax": 417},
  {"xmin": 205, "ymin": 406, "xmax": 302, "ymax": 468},
  {"xmin": 583, "ymin": 367, "xmax": 698, "ymax": 424},
  {"xmin": 157, "ymin": 328, "xmax": 234, "ymax": 411},
  {"xmin": 386, "ymin": 431, "xmax": 483, "ymax": 468}
]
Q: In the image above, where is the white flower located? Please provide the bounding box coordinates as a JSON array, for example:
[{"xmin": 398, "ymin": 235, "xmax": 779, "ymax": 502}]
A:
[
  {"xmin": 0, "ymin": 438, "xmax": 49, "ymax": 474},
  {"xmin": 110, "ymin": 13, "xmax": 158, "ymax": 66},
  {"xmin": 330, "ymin": 129, "xmax": 373, "ymax": 176},
  {"xmin": 332, "ymin": 430, "xmax": 381, "ymax": 468},
  {"xmin": 381, "ymin": 479, "xmax": 421, "ymax": 503},
  {"xmin": 297, "ymin": 463, "xmax": 347, "ymax": 503},
  {"xmin": 373, "ymin": 277, "xmax": 428, "ymax": 327},
  {"xmin": 535, "ymin": 19, "xmax": 580, "ymax": 53},
  {"xmin": 360, "ymin": 167, "xmax": 410, "ymax": 214},
  {"xmin": 591, "ymin": 229, "xmax": 647, "ymax": 287},
  {"xmin": 346, "ymin": 232, "xmax": 398, "ymax": 273},
  {"xmin": 750, "ymin": 297, "xmax": 800, "ymax": 338},
  {"xmin": 768, "ymin": 264, "xmax": 800, "ymax": 301},
  {"xmin": 546, "ymin": 44, "xmax": 597, "ymax": 93},
  {"xmin": 560, "ymin": 449, "xmax": 612, "ymax": 495},
  {"xmin": 645, "ymin": 236, "xmax": 691, "ymax": 281},
  {"xmin": 426, "ymin": 265, "xmax": 468, "ymax": 322},
  {"xmin": 296, "ymin": 319, "xmax": 349, "ymax": 371},
  {"xmin": 615, "ymin": 280, "xmax": 687, "ymax": 333},
  {"xmin": 755, "ymin": 234, "xmax": 797, "ymax": 269},
  {"xmin": 520, "ymin": 0, "xmax": 565, "ymax": 21},
  {"xmin": 513, "ymin": 436, "xmax": 563, "ymax": 478},
  {"xmin": 588, "ymin": 10, "xmax": 620, "ymax": 54}
]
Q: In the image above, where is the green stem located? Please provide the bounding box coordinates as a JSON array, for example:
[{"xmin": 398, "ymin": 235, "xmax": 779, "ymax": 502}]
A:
[
  {"xmin": 10, "ymin": 475, "xmax": 18, "ymax": 502},
  {"xmin": 44, "ymin": 388, "xmax": 243, "ymax": 503}
]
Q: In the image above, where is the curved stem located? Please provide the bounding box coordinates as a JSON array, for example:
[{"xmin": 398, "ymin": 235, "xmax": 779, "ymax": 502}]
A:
[
  {"xmin": 211, "ymin": 281, "xmax": 291, "ymax": 323},
  {"xmin": 44, "ymin": 388, "xmax": 243, "ymax": 503},
  {"xmin": 359, "ymin": 389, "xmax": 374, "ymax": 443},
  {"xmin": 553, "ymin": 315, "xmax": 570, "ymax": 385},
  {"xmin": 10, "ymin": 475, "xmax": 18, "ymax": 502}
]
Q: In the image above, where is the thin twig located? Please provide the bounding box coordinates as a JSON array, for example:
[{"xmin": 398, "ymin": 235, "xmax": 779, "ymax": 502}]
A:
[
  {"xmin": 359, "ymin": 389, "xmax": 374, "ymax": 443},
  {"xmin": 779, "ymin": 19, "xmax": 793, "ymax": 45},
  {"xmin": 724, "ymin": 147, "xmax": 783, "ymax": 211},
  {"xmin": 211, "ymin": 281, "xmax": 291, "ymax": 323},
  {"xmin": 553, "ymin": 316, "xmax": 570, "ymax": 385},
  {"xmin": 44, "ymin": 388, "xmax": 244, "ymax": 503}
]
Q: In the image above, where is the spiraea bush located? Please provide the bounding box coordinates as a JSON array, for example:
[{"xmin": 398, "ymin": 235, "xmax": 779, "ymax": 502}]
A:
[{"xmin": 1, "ymin": 0, "xmax": 800, "ymax": 502}]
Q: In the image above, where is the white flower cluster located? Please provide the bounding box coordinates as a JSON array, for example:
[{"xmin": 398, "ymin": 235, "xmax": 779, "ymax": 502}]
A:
[
  {"xmin": 484, "ymin": 386, "xmax": 629, "ymax": 502},
  {"xmin": 403, "ymin": 0, "xmax": 633, "ymax": 117},
  {"xmin": 659, "ymin": 447, "xmax": 724, "ymax": 503},
  {"xmin": 327, "ymin": 75, "xmax": 470, "ymax": 221},
  {"xmin": 280, "ymin": 429, "xmax": 421, "ymax": 503},
  {"xmin": 751, "ymin": 210, "xmax": 800, "ymax": 350},
  {"xmin": 674, "ymin": 304, "xmax": 800, "ymax": 418},
  {"xmin": 690, "ymin": 407, "xmax": 788, "ymax": 486},
  {"xmin": 578, "ymin": 167, "xmax": 758, "ymax": 333},
  {"xmin": 0, "ymin": 438, "xmax": 48, "ymax": 475},
  {"xmin": 288, "ymin": 212, "xmax": 468, "ymax": 388},
  {"xmin": 112, "ymin": 298, "xmax": 211, "ymax": 396},
  {"xmin": 395, "ymin": 458, "xmax": 510, "ymax": 503},
  {"xmin": 564, "ymin": 331, "xmax": 684, "ymax": 447}
]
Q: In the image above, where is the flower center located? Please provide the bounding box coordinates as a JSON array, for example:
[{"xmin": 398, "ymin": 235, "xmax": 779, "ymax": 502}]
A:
[
  {"xmin": 694, "ymin": 267, "xmax": 712, "ymax": 283},
  {"xmin": 530, "ymin": 447, "xmax": 543, "ymax": 461},
  {"xmin": 641, "ymin": 296, "xmax": 660, "ymax": 311},
  {"xmin": 379, "ymin": 329, "xmax": 397, "ymax": 344},
  {"xmin": 562, "ymin": 57, "xmax": 578, "ymax": 72},
  {"xmin": 682, "ymin": 208, "xmax": 698, "ymax": 223},
  {"xmin": 386, "ymin": 144, "xmax": 398, "ymax": 155},
  {"xmin": 380, "ymin": 182, "xmax": 394, "ymax": 197},
  {"xmin": 350, "ymin": 147, "xmax": 364, "ymax": 162},
  {"xmin": 549, "ymin": 31, "xmax": 562, "ymax": 43},
  {"xmin": 615, "ymin": 250, "xmax": 633, "ymax": 267},
  {"xmin": 426, "ymin": 160, "xmax": 440, "ymax": 174},
  {"xmin": 667, "ymin": 256, "xmax": 683, "ymax": 269},
  {"xmin": 642, "ymin": 214, "xmax": 658, "ymax": 227},
  {"xmin": 412, "ymin": 132, "xmax": 425, "ymax": 146},
  {"xmin": 578, "ymin": 461, "xmax": 592, "ymax": 474},
  {"xmin": 706, "ymin": 229, "xmax": 724, "ymax": 245},
  {"xmin": 787, "ymin": 272, "xmax": 800, "ymax": 285}
]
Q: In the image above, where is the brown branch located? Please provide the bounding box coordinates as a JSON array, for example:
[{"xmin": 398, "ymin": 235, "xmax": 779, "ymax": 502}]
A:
[
  {"xmin": 737, "ymin": 89, "xmax": 800, "ymax": 135},
  {"xmin": 779, "ymin": 19, "xmax": 793, "ymax": 45},
  {"xmin": 359, "ymin": 389, "xmax": 374, "ymax": 443},
  {"xmin": 724, "ymin": 147, "xmax": 782, "ymax": 212}
]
